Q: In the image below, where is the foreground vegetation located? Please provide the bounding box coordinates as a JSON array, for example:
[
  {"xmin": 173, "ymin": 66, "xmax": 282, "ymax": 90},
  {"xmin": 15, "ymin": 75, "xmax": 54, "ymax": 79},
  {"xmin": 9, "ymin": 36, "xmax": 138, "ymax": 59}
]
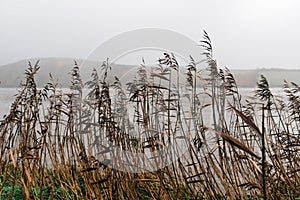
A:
[{"xmin": 0, "ymin": 32, "xmax": 299, "ymax": 199}]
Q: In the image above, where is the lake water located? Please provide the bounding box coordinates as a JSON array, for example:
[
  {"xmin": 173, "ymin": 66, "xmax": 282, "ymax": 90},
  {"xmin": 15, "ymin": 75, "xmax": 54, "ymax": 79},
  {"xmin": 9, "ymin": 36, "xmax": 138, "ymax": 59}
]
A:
[
  {"xmin": 0, "ymin": 87, "xmax": 284, "ymax": 121},
  {"xmin": 0, "ymin": 87, "xmax": 286, "ymax": 172},
  {"xmin": 0, "ymin": 88, "xmax": 20, "ymax": 117}
]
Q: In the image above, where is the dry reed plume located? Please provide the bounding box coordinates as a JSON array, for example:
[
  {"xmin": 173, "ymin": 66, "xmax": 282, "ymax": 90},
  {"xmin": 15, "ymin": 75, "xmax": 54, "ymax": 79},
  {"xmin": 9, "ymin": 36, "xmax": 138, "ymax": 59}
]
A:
[{"xmin": 0, "ymin": 31, "xmax": 299, "ymax": 199}]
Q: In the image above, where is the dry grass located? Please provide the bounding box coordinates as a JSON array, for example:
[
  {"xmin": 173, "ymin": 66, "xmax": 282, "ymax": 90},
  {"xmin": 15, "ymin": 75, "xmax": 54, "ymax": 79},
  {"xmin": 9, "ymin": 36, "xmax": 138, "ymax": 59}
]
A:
[{"xmin": 0, "ymin": 32, "xmax": 299, "ymax": 199}]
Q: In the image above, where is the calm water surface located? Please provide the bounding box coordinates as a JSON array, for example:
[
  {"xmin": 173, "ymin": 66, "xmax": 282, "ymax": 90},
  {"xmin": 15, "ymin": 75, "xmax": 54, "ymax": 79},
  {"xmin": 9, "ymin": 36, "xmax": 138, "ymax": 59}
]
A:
[{"xmin": 0, "ymin": 87, "xmax": 283, "ymax": 118}]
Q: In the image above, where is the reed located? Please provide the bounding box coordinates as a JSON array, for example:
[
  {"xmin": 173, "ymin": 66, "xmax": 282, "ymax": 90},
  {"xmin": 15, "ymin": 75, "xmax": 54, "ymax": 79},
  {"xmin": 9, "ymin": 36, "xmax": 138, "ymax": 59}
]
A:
[{"xmin": 0, "ymin": 31, "xmax": 299, "ymax": 199}]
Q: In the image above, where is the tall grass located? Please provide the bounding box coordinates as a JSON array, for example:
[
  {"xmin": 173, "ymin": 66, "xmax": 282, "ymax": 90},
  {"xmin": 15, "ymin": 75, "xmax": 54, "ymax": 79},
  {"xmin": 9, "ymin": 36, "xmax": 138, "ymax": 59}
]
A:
[{"xmin": 0, "ymin": 31, "xmax": 299, "ymax": 199}]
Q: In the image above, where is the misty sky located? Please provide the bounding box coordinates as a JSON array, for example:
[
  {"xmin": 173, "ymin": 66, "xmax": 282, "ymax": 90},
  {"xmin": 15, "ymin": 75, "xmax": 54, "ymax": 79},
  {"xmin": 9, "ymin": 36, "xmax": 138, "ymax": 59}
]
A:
[{"xmin": 1, "ymin": 0, "xmax": 300, "ymax": 69}]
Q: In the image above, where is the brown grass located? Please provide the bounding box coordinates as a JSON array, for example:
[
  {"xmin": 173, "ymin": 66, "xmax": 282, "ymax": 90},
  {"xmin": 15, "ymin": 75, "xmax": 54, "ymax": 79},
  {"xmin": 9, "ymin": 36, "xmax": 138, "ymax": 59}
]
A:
[{"xmin": 0, "ymin": 32, "xmax": 299, "ymax": 199}]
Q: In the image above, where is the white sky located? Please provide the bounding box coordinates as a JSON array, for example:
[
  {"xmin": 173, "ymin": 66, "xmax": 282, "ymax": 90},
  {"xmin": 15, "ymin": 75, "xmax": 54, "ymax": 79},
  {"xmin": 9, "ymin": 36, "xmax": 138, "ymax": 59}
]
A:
[{"xmin": 0, "ymin": 0, "xmax": 300, "ymax": 69}]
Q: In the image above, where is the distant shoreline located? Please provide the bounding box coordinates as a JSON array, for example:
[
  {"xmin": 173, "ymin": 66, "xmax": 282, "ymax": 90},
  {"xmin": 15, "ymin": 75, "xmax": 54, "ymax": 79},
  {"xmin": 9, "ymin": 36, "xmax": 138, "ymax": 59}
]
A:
[{"xmin": 0, "ymin": 57, "xmax": 299, "ymax": 88}]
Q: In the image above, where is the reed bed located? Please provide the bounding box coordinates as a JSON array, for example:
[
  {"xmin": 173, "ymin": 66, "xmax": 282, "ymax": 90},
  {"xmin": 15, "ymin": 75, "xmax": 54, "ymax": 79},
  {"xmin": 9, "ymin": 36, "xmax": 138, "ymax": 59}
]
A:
[{"xmin": 0, "ymin": 32, "xmax": 299, "ymax": 199}]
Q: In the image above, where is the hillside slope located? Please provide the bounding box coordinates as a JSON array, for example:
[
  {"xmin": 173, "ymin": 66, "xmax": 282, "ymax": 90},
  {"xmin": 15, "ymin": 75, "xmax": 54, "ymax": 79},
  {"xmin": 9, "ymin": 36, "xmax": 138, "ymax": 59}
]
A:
[
  {"xmin": 0, "ymin": 58, "xmax": 299, "ymax": 88},
  {"xmin": 0, "ymin": 58, "xmax": 134, "ymax": 87}
]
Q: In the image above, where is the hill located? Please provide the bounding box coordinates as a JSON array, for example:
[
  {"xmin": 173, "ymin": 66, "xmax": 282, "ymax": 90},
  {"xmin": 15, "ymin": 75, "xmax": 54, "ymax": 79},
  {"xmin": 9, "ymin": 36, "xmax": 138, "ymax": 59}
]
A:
[
  {"xmin": 0, "ymin": 58, "xmax": 299, "ymax": 88},
  {"xmin": 0, "ymin": 58, "xmax": 135, "ymax": 88},
  {"xmin": 232, "ymin": 68, "xmax": 300, "ymax": 87}
]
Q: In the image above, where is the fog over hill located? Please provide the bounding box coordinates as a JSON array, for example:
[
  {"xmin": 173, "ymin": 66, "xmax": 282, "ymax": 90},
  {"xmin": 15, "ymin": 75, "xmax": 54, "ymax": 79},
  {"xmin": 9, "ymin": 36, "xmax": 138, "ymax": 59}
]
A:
[
  {"xmin": 0, "ymin": 58, "xmax": 135, "ymax": 88},
  {"xmin": 0, "ymin": 58, "xmax": 299, "ymax": 88}
]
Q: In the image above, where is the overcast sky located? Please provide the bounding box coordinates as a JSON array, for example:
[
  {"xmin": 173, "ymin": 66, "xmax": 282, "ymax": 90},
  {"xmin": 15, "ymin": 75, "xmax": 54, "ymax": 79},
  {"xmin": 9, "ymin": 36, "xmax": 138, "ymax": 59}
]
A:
[{"xmin": 1, "ymin": 0, "xmax": 300, "ymax": 69}]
